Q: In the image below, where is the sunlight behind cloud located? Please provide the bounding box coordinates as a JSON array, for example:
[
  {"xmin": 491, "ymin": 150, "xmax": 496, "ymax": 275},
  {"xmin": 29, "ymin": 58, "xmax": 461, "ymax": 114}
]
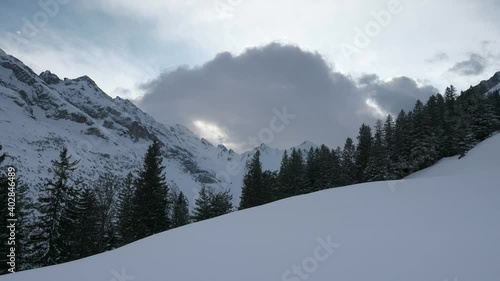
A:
[
  {"xmin": 193, "ymin": 120, "xmax": 228, "ymax": 144},
  {"xmin": 365, "ymin": 98, "xmax": 388, "ymax": 118}
]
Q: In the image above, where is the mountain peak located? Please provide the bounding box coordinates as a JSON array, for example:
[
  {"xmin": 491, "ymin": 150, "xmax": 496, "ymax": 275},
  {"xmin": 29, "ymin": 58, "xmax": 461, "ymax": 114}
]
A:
[
  {"xmin": 39, "ymin": 70, "xmax": 61, "ymax": 85},
  {"xmin": 294, "ymin": 140, "xmax": 318, "ymax": 151},
  {"xmin": 0, "ymin": 48, "xmax": 6, "ymax": 56},
  {"xmin": 475, "ymin": 70, "xmax": 500, "ymax": 93},
  {"xmin": 73, "ymin": 75, "xmax": 102, "ymax": 91}
]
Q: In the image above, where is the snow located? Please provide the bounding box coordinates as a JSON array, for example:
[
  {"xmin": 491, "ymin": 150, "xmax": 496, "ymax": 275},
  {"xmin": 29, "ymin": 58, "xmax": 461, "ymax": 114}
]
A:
[
  {"xmin": 3, "ymin": 131, "xmax": 500, "ymax": 280},
  {"xmin": 407, "ymin": 132, "xmax": 500, "ymax": 179},
  {"xmin": 489, "ymin": 81, "xmax": 500, "ymax": 93},
  {"xmin": 0, "ymin": 50, "xmax": 310, "ymax": 207},
  {"xmin": 0, "ymin": 48, "xmax": 6, "ymax": 56}
]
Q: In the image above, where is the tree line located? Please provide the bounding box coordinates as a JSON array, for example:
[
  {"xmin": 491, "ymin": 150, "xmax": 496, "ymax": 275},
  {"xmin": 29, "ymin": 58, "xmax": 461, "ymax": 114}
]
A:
[
  {"xmin": 0, "ymin": 140, "xmax": 233, "ymax": 274},
  {"xmin": 239, "ymin": 86, "xmax": 500, "ymax": 209}
]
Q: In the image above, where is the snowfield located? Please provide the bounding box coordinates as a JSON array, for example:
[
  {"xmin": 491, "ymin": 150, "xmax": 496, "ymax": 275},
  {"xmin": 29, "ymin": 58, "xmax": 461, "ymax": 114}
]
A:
[{"xmin": 3, "ymin": 135, "xmax": 499, "ymax": 280}]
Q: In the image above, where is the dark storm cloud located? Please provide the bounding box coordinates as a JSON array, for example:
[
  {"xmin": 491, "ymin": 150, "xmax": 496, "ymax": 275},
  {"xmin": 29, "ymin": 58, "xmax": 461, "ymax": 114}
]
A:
[
  {"xmin": 359, "ymin": 75, "xmax": 438, "ymax": 114},
  {"xmin": 449, "ymin": 53, "xmax": 487, "ymax": 76},
  {"xmin": 138, "ymin": 43, "xmax": 436, "ymax": 150}
]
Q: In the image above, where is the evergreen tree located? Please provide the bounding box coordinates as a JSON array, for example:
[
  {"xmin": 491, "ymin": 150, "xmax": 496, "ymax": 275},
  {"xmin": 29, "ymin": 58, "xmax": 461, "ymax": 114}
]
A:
[
  {"xmin": 487, "ymin": 90, "xmax": 500, "ymax": 120},
  {"xmin": 364, "ymin": 120, "xmax": 389, "ymax": 181},
  {"xmin": 239, "ymin": 150, "xmax": 266, "ymax": 210},
  {"xmin": 355, "ymin": 124, "xmax": 373, "ymax": 182},
  {"xmin": 69, "ymin": 188, "xmax": 100, "ymax": 259},
  {"xmin": 172, "ymin": 191, "xmax": 190, "ymax": 228},
  {"xmin": 443, "ymin": 85, "xmax": 459, "ymax": 156},
  {"xmin": 192, "ymin": 187, "xmax": 233, "ymax": 222},
  {"xmin": 287, "ymin": 148, "xmax": 308, "ymax": 195},
  {"xmin": 305, "ymin": 147, "xmax": 320, "ymax": 191},
  {"xmin": 116, "ymin": 173, "xmax": 136, "ymax": 245},
  {"xmin": 466, "ymin": 89, "xmax": 500, "ymax": 141},
  {"xmin": 93, "ymin": 173, "xmax": 119, "ymax": 251},
  {"xmin": 393, "ymin": 110, "xmax": 412, "ymax": 177},
  {"xmin": 262, "ymin": 170, "xmax": 278, "ymax": 202},
  {"xmin": 455, "ymin": 104, "xmax": 476, "ymax": 157},
  {"xmin": 340, "ymin": 138, "xmax": 356, "ymax": 185},
  {"xmin": 410, "ymin": 100, "xmax": 438, "ymax": 171},
  {"xmin": 277, "ymin": 150, "xmax": 292, "ymax": 200},
  {"xmin": 32, "ymin": 147, "xmax": 81, "ymax": 266},
  {"xmin": 330, "ymin": 147, "xmax": 343, "ymax": 187},
  {"xmin": 192, "ymin": 186, "xmax": 213, "ymax": 222},
  {"xmin": 210, "ymin": 189, "xmax": 233, "ymax": 217},
  {"xmin": 131, "ymin": 140, "xmax": 169, "ymax": 240},
  {"xmin": 383, "ymin": 115, "xmax": 397, "ymax": 179},
  {"xmin": 430, "ymin": 94, "xmax": 447, "ymax": 158}
]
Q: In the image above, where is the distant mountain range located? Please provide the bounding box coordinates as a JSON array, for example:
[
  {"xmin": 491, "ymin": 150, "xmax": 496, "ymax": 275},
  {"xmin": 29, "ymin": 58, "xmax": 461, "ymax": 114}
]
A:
[{"xmin": 0, "ymin": 49, "xmax": 318, "ymax": 206}]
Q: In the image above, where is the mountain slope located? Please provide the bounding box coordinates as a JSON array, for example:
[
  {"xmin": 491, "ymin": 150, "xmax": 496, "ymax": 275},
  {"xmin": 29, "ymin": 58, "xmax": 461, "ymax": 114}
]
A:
[
  {"xmin": 0, "ymin": 50, "xmax": 312, "ymax": 206},
  {"xmin": 3, "ymin": 125, "xmax": 500, "ymax": 281}
]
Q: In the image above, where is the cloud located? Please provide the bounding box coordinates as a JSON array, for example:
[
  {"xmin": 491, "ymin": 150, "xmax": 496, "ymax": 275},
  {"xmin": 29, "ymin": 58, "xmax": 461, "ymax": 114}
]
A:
[
  {"xmin": 359, "ymin": 75, "xmax": 437, "ymax": 114},
  {"xmin": 0, "ymin": 29, "xmax": 161, "ymax": 99},
  {"xmin": 426, "ymin": 52, "xmax": 449, "ymax": 63},
  {"xmin": 138, "ymin": 43, "xmax": 436, "ymax": 151},
  {"xmin": 449, "ymin": 53, "xmax": 487, "ymax": 76}
]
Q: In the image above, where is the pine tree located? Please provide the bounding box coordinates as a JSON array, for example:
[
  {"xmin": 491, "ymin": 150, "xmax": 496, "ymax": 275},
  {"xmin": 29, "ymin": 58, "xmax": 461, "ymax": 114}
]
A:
[
  {"xmin": 93, "ymin": 173, "xmax": 119, "ymax": 252},
  {"xmin": 210, "ymin": 189, "xmax": 233, "ymax": 217},
  {"xmin": 192, "ymin": 186, "xmax": 213, "ymax": 222},
  {"xmin": 487, "ymin": 90, "xmax": 500, "ymax": 120},
  {"xmin": 305, "ymin": 147, "xmax": 320, "ymax": 191},
  {"xmin": 172, "ymin": 191, "xmax": 190, "ymax": 228},
  {"xmin": 316, "ymin": 145, "xmax": 339, "ymax": 189},
  {"xmin": 340, "ymin": 138, "xmax": 356, "ymax": 185},
  {"xmin": 364, "ymin": 120, "xmax": 389, "ymax": 181},
  {"xmin": 467, "ymin": 89, "xmax": 500, "ymax": 141},
  {"xmin": 431, "ymin": 94, "xmax": 447, "ymax": 158},
  {"xmin": 192, "ymin": 187, "xmax": 233, "ymax": 222},
  {"xmin": 330, "ymin": 147, "xmax": 342, "ymax": 187},
  {"xmin": 131, "ymin": 140, "xmax": 169, "ymax": 240},
  {"xmin": 116, "ymin": 173, "xmax": 136, "ymax": 245},
  {"xmin": 410, "ymin": 100, "xmax": 438, "ymax": 171},
  {"xmin": 455, "ymin": 104, "xmax": 476, "ymax": 158},
  {"xmin": 32, "ymin": 147, "xmax": 81, "ymax": 266},
  {"xmin": 69, "ymin": 188, "xmax": 100, "ymax": 259},
  {"xmin": 443, "ymin": 85, "xmax": 459, "ymax": 156},
  {"xmin": 383, "ymin": 115, "xmax": 397, "ymax": 179},
  {"xmin": 262, "ymin": 170, "xmax": 278, "ymax": 202},
  {"xmin": 355, "ymin": 124, "xmax": 373, "ymax": 182},
  {"xmin": 239, "ymin": 150, "xmax": 265, "ymax": 210},
  {"xmin": 393, "ymin": 110, "xmax": 412, "ymax": 177},
  {"xmin": 277, "ymin": 150, "xmax": 292, "ymax": 200},
  {"xmin": 287, "ymin": 148, "xmax": 308, "ymax": 195}
]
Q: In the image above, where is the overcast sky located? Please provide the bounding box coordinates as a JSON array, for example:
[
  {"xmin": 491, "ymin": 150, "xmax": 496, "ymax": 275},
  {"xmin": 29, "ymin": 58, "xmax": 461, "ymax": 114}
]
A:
[{"xmin": 1, "ymin": 0, "xmax": 500, "ymax": 151}]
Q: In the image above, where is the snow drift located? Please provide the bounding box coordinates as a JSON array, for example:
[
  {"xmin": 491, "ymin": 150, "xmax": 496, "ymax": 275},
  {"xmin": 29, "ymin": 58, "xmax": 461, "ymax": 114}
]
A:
[{"xmin": 3, "ymin": 135, "xmax": 499, "ymax": 280}]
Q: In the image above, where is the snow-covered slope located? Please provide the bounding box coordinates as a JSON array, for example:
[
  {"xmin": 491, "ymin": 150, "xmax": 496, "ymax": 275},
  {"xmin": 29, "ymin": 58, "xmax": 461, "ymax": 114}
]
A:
[
  {"xmin": 407, "ymin": 132, "xmax": 500, "ymax": 179},
  {"xmin": 3, "ymin": 124, "xmax": 500, "ymax": 281},
  {"xmin": 0, "ymin": 49, "xmax": 312, "ymax": 206}
]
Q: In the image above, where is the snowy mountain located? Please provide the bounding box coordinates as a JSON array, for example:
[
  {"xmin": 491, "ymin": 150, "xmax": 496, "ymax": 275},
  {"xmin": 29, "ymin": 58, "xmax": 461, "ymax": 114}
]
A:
[
  {"xmin": 0, "ymin": 49, "xmax": 313, "ymax": 206},
  {"xmin": 472, "ymin": 70, "xmax": 500, "ymax": 94},
  {"xmin": 3, "ymin": 118, "xmax": 500, "ymax": 281}
]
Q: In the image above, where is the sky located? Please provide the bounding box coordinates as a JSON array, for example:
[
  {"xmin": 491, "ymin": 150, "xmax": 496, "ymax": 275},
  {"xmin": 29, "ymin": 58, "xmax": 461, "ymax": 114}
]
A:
[{"xmin": 1, "ymin": 0, "xmax": 500, "ymax": 151}]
